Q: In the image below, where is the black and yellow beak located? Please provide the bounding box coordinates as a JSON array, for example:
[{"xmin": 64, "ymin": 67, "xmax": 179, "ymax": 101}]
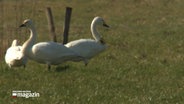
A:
[
  {"xmin": 19, "ymin": 24, "xmax": 26, "ymax": 28},
  {"xmin": 103, "ymin": 23, "xmax": 110, "ymax": 28}
]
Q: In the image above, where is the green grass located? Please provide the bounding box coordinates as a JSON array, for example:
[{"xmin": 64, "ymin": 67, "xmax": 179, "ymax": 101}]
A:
[{"xmin": 1, "ymin": 0, "xmax": 184, "ymax": 103}]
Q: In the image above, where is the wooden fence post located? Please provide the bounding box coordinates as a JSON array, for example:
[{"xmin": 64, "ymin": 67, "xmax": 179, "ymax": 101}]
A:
[
  {"xmin": 46, "ymin": 7, "xmax": 57, "ymax": 42},
  {"xmin": 63, "ymin": 7, "xmax": 72, "ymax": 44},
  {"xmin": 0, "ymin": 1, "xmax": 4, "ymax": 60}
]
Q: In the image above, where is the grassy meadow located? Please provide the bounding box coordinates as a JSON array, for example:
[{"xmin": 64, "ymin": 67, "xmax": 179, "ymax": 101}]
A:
[{"xmin": 1, "ymin": 0, "xmax": 184, "ymax": 103}]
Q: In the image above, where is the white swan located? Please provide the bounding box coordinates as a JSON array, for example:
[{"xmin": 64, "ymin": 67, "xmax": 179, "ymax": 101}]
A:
[
  {"xmin": 19, "ymin": 19, "xmax": 86, "ymax": 70},
  {"xmin": 65, "ymin": 17, "xmax": 109, "ymax": 64},
  {"xmin": 5, "ymin": 39, "xmax": 27, "ymax": 68}
]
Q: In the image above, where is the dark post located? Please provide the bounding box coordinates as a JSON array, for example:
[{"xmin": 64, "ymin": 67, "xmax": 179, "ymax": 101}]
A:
[
  {"xmin": 0, "ymin": 1, "xmax": 3, "ymax": 60},
  {"xmin": 46, "ymin": 7, "xmax": 57, "ymax": 42},
  {"xmin": 63, "ymin": 7, "xmax": 72, "ymax": 44}
]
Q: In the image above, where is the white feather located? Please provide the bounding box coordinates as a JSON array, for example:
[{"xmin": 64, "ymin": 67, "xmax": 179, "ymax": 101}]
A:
[
  {"xmin": 20, "ymin": 19, "xmax": 86, "ymax": 69},
  {"xmin": 31, "ymin": 41, "xmax": 85, "ymax": 65},
  {"xmin": 5, "ymin": 40, "xmax": 27, "ymax": 68},
  {"xmin": 65, "ymin": 39, "xmax": 106, "ymax": 59},
  {"xmin": 65, "ymin": 17, "xmax": 109, "ymax": 63}
]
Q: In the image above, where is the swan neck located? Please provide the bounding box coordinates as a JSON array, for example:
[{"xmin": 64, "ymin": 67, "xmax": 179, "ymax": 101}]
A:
[
  {"xmin": 91, "ymin": 22, "xmax": 101, "ymax": 41},
  {"xmin": 22, "ymin": 26, "xmax": 37, "ymax": 55}
]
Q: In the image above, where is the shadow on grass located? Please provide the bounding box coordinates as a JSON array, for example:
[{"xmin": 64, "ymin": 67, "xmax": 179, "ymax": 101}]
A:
[{"xmin": 55, "ymin": 65, "xmax": 70, "ymax": 72}]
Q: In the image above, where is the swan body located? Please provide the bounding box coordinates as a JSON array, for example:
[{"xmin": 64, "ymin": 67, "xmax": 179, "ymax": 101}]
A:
[
  {"xmin": 29, "ymin": 41, "xmax": 85, "ymax": 65},
  {"xmin": 65, "ymin": 17, "xmax": 109, "ymax": 63},
  {"xmin": 65, "ymin": 39, "xmax": 106, "ymax": 59},
  {"xmin": 20, "ymin": 19, "xmax": 86, "ymax": 69},
  {"xmin": 5, "ymin": 39, "xmax": 27, "ymax": 68}
]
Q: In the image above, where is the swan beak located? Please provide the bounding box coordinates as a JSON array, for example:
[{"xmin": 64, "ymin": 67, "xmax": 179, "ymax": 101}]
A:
[
  {"xmin": 19, "ymin": 24, "xmax": 26, "ymax": 28},
  {"xmin": 103, "ymin": 23, "xmax": 110, "ymax": 28}
]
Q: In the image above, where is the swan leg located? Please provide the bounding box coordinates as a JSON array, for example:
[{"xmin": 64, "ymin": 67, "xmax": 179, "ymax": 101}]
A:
[
  {"xmin": 23, "ymin": 65, "xmax": 26, "ymax": 69},
  {"xmin": 47, "ymin": 65, "xmax": 51, "ymax": 70},
  {"xmin": 64, "ymin": 65, "xmax": 69, "ymax": 69},
  {"xmin": 8, "ymin": 63, "xmax": 12, "ymax": 68},
  {"xmin": 84, "ymin": 59, "xmax": 88, "ymax": 66},
  {"xmin": 7, "ymin": 65, "xmax": 12, "ymax": 70}
]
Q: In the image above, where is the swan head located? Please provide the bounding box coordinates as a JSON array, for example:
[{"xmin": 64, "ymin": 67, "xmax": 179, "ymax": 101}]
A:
[
  {"xmin": 91, "ymin": 17, "xmax": 109, "ymax": 43},
  {"xmin": 19, "ymin": 19, "xmax": 34, "ymax": 28},
  {"xmin": 92, "ymin": 17, "xmax": 109, "ymax": 28}
]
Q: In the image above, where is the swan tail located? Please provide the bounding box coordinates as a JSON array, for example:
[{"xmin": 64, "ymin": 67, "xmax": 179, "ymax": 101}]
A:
[{"xmin": 11, "ymin": 40, "xmax": 18, "ymax": 47}]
